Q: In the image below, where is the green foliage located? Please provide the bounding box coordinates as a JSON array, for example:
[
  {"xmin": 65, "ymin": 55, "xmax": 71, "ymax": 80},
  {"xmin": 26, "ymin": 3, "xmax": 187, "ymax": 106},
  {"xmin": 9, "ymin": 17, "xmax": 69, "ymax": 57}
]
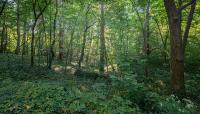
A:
[
  {"xmin": 0, "ymin": 55, "xmax": 200, "ymax": 114},
  {"xmin": 109, "ymin": 76, "xmax": 199, "ymax": 114}
]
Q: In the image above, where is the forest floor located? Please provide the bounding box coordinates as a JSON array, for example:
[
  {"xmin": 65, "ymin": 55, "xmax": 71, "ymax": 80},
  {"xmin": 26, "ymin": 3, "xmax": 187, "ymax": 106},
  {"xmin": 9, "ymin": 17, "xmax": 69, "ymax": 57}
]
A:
[{"xmin": 0, "ymin": 54, "xmax": 200, "ymax": 114}]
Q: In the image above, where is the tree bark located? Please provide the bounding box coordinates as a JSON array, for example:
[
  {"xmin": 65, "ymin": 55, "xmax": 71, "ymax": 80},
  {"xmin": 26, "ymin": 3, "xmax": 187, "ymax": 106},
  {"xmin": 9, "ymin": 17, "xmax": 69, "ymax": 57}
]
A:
[
  {"xmin": 99, "ymin": 1, "xmax": 106, "ymax": 74},
  {"xmin": 164, "ymin": 0, "xmax": 185, "ymax": 97},
  {"xmin": 31, "ymin": 21, "xmax": 36, "ymax": 66},
  {"xmin": 0, "ymin": 19, "xmax": 5, "ymax": 53},
  {"xmin": 144, "ymin": 0, "xmax": 151, "ymax": 77},
  {"xmin": 58, "ymin": 22, "xmax": 64, "ymax": 60},
  {"xmin": 22, "ymin": 21, "xmax": 27, "ymax": 55},
  {"xmin": 48, "ymin": 0, "xmax": 58, "ymax": 69},
  {"xmin": 78, "ymin": 5, "xmax": 91, "ymax": 70},
  {"xmin": 15, "ymin": 0, "xmax": 21, "ymax": 54},
  {"xmin": 78, "ymin": 28, "xmax": 87, "ymax": 69},
  {"xmin": 183, "ymin": 1, "xmax": 196, "ymax": 53},
  {"xmin": 31, "ymin": 0, "xmax": 49, "ymax": 67},
  {"xmin": 163, "ymin": 0, "xmax": 196, "ymax": 97}
]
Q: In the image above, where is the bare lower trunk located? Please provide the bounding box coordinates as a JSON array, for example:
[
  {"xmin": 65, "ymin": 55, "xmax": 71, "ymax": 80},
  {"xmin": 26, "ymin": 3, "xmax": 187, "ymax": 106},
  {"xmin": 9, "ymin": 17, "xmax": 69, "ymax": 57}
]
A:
[
  {"xmin": 59, "ymin": 27, "xmax": 64, "ymax": 60},
  {"xmin": 48, "ymin": 0, "xmax": 58, "ymax": 69},
  {"xmin": 22, "ymin": 21, "xmax": 27, "ymax": 55},
  {"xmin": 31, "ymin": 23, "xmax": 36, "ymax": 67},
  {"xmin": 99, "ymin": 1, "xmax": 106, "ymax": 74},
  {"xmin": 164, "ymin": 0, "xmax": 185, "ymax": 97},
  {"xmin": 169, "ymin": 15, "xmax": 185, "ymax": 96},
  {"xmin": 0, "ymin": 21, "xmax": 5, "ymax": 53},
  {"xmin": 78, "ymin": 31, "xmax": 87, "ymax": 69},
  {"xmin": 15, "ymin": 0, "xmax": 21, "ymax": 54}
]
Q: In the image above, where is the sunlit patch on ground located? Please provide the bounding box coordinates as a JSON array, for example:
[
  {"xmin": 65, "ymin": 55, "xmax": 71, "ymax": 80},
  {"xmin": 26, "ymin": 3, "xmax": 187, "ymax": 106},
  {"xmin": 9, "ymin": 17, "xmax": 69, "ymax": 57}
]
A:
[
  {"xmin": 52, "ymin": 65, "xmax": 76, "ymax": 75},
  {"xmin": 52, "ymin": 65, "xmax": 63, "ymax": 73}
]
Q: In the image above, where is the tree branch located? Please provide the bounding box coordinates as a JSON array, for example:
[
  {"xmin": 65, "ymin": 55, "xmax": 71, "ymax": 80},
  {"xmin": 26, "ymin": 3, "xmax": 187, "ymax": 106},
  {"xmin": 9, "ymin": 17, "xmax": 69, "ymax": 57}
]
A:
[
  {"xmin": 180, "ymin": 0, "xmax": 196, "ymax": 10},
  {"xmin": 32, "ymin": 0, "xmax": 37, "ymax": 19},
  {"xmin": 183, "ymin": 0, "xmax": 196, "ymax": 53},
  {"xmin": 35, "ymin": 0, "xmax": 50, "ymax": 20},
  {"xmin": 86, "ymin": 21, "xmax": 96, "ymax": 30},
  {"xmin": 0, "ymin": 0, "xmax": 8, "ymax": 16},
  {"xmin": 131, "ymin": 1, "xmax": 145, "ymax": 38}
]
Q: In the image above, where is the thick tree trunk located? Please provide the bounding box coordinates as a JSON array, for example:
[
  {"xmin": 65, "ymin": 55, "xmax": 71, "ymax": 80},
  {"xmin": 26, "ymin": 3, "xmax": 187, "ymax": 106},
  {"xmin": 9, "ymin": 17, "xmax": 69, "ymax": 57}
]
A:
[
  {"xmin": 169, "ymin": 20, "xmax": 185, "ymax": 96},
  {"xmin": 164, "ymin": 0, "xmax": 185, "ymax": 97},
  {"xmin": 164, "ymin": 0, "xmax": 196, "ymax": 97}
]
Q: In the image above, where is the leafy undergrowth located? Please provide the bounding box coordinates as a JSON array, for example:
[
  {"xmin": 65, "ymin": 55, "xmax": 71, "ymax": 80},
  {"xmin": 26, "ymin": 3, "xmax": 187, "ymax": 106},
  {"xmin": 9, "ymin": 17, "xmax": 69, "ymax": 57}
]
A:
[{"xmin": 0, "ymin": 55, "xmax": 200, "ymax": 114}]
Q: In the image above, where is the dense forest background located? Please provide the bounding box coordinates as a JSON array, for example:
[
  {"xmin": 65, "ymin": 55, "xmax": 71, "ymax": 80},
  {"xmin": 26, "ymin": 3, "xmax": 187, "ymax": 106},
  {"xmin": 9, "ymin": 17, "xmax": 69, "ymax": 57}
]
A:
[{"xmin": 0, "ymin": 0, "xmax": 200, "ymax": 113}]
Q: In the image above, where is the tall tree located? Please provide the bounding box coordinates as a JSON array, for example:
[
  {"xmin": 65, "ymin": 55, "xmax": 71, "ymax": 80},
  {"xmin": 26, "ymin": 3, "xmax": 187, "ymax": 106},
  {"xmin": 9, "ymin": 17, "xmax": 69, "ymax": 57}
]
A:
[
  {"xmin": 99, "ymin": 0, "xmax": 106, "ymax": 75},
  {"xmin": 143, "ymin": 0, "xmax": 151, "ymax": 77},
  {"xmin": 0, "ymin": 18, "xmax": 6, "ymax": 53},
  {"xmin": 48, "ymin": 0, "xmax": 58, "ymax": 69},
  {"xmin": 163, "ymin": 0, "xmax": 196, "ymax": 97},
  {"xmin": 15, "ymin": 0, "xmax": 21, "ymax": 54},
  {"xmin": 78, "ymin": 4, "xmax": 96, "ymax": 70},
  {"xmin": 58, "ymin": 21, "xmax": 64, "ymax": 60},
  {"xmin": 22, "ymin": 20, "xmax": 27, "ymax": 55},
  {"xmin": 132, "ymin": 0, "xmax": 151, "ymax": 77},
  {"xmin": 31, "ymin": 0, "xmax": 49, "ymax": 67}
]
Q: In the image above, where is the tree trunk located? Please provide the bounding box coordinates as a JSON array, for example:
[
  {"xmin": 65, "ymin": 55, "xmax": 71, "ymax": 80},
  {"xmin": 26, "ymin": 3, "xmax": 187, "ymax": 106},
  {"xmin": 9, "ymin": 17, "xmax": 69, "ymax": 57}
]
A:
[
  {"xmin": 58, "ymin": 23, "xmax": 64, "ymax": 60},
  {"xmin": 15, "ymin": 0, "xmax": 21, "ymax": 54},
  {"xmin": 31, "ymin": 22, "xmax": 36, "ymax": 67},
  {"xmin": 4, "ymin": 26, "xmax": 7, "ymax": 52},
  {"xmin": 99, "ymin": 1, "xmax": 106, "ymax": 74},
  {"xmin": 78, "ymin": 29, "xmax": 87, "ymax": 69},
  {"xmin": 0, "ymin": 20, "xmax": 5, "ymax": 53},
  {"xmin": 22, "ymin": 21, "xmax": 27, "ymax": 55},
  {"xmin": 164, "ymin": 0, "xmax": 185, "ymax": 97},
  {"xmin": 58, "ymin": 0, "xmax": 64, "ymax": 60},
  {"xmin": 48, "ymin": 0, "xmax": 58, "ymax": 69},
  {"xmin": 143, "ymin": 0, "xmax": 150, "ymax": 77},
  {"xmin": 66, "ymin": 30, "xmax": 74, "ymax": 65},
  {"xmin": 164, "ymin": 0, "xmax": 196, "ymax": 97},
  {"xmin": 31, "ymin": 0, "xmax": 49, "ymax": 67}
]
